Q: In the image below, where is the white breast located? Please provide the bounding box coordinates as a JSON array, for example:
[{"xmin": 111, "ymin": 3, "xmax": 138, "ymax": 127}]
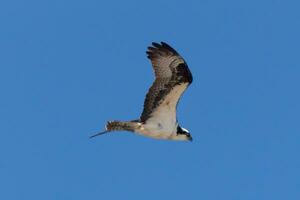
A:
[{"xmin": 137, "ymin": 83, "xmax": 188, "ymax": 139}]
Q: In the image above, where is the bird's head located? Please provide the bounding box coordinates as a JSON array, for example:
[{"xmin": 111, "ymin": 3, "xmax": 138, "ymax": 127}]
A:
[{"xmin": 173, "ymin": 126, "xmax": 192, "ymax": 142}]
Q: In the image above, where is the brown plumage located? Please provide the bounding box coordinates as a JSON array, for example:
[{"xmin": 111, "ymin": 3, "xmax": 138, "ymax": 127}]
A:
[
  {"xmin": 140, "ymin": 42, "xmax": 193, "ymax": 122},
  {"xmin": 91, "ymin": 42, "xmax": 193, "ymax": 141}
]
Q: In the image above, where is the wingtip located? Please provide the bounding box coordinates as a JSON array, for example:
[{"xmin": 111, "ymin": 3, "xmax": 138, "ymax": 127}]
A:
[
  {"xmin": 161, "ymin": 41, "xmax": 177, "ymax": 51},
  {"xmin": 161, "ymin": 41, "xmax": 168, "ymax": 46},
  {"xmin": 147, "ymin": 41, "xmax": 180, "ymax": 58},
  {"xmin": 151, "ymin": 42, "xmax": 161, "ymax": 48},
  {"xmin": 150, "ymin": 42, "xmax": 170, "ymax": 50}
]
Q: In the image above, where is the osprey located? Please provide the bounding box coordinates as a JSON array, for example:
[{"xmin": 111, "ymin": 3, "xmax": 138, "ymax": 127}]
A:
[{"xmin": 91, "ymin": 42, "xmax": 193, "ymax": 141}]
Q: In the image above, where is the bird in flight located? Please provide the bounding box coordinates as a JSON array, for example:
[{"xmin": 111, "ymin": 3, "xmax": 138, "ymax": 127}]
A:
[{"xmin": 91, "ymin": 42, "xmax": 193, "ymax": 141}]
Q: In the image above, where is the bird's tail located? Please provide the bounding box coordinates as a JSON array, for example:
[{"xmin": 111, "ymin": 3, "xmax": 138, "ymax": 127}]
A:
[
  {"xmin": 90, "ymin": 120, "xmax": 140, "ymax": 138},
  {"xmin": 106, "ymin": 120, "xmax": 140, "ymax": 132}
]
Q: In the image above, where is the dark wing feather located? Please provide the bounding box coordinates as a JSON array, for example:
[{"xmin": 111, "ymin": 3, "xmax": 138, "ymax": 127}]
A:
[{"xmin": 140, "ymin": 42, "xmax": 193, "ymax": 122}]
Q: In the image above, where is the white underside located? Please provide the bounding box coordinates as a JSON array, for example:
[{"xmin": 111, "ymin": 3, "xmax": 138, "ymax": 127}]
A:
[{"xmin": 135, "ymin": 83, "xmax": 188, "ymax": 140}]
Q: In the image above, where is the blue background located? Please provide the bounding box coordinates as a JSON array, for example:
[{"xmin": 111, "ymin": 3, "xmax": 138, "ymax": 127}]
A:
[{"xmin": 1, "ymin": 0, "xmax": 299, "ymax": 199}]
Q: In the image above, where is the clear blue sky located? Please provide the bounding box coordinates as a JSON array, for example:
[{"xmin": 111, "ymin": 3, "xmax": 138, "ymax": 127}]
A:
[{"xmin": 0, "ymin": 0, "xmax": 299, "ymax": 199}]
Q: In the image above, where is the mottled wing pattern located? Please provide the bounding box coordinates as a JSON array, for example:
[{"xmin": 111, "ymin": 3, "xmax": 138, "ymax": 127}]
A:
[{"xmin": 140, "ymin": 42, "xmax": 193, "ymax": 122}]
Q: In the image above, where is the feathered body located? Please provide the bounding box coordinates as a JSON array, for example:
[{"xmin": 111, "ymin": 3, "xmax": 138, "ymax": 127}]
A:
[{"xmin": 91, "ymin": 42, "xmax": 193, "ymax": 141}]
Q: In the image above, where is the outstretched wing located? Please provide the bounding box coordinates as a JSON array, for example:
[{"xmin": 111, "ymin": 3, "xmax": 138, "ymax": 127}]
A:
[{"xmin": 140, "ymin": 42, "xmax": 193, "ymax": 123}]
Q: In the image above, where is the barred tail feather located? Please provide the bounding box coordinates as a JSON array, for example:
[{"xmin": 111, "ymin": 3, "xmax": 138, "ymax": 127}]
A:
[
  {"xmin": 106, "ymin": 120, "xmax": 139, "ymax": 132},
  {"xmin": 90, "ymin": 120, "xmax": 140, "ymax": 139}
]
